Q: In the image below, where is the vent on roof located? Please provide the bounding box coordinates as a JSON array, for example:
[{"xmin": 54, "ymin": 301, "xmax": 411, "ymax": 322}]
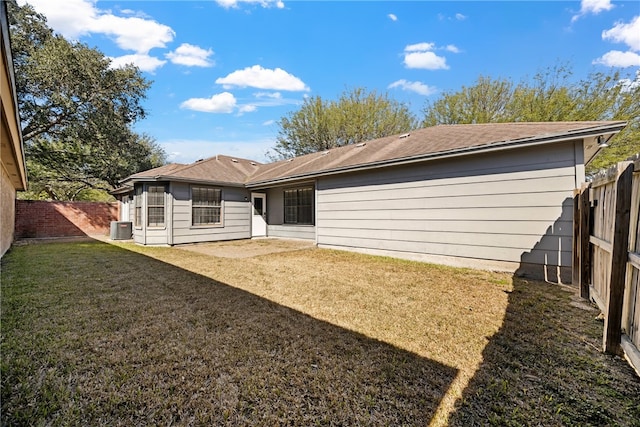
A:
[
  {"xmin": 231, "ymin": 158, "xmax": 238, "ymax": 163},
  {"xmin": 399, "ymin": 133, "xmax": 410, "ymax": 139},
  {"xmin": 321, "ymin": 151, "xmax": 330, "ymax": 156},
  {"xmin": 287, "ymin": 158, "xmax": 294, "ymax": 162},
  {"xmin": 250, "ymin": 162, "xmax": 257, "ymax": 166},
  {"xmin": 195, "ymin": 158, "xmax": 204, "ymax": 162},
  {"xmin": 356, "ymin": 142, "xmax": 366, "ymax": 147}
]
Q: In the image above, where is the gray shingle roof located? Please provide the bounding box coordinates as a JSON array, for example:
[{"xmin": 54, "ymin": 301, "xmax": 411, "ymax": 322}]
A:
[
  {"xmin": 125, "ymin": 155, "xmax": 261, "ymax": 186},
  {"xmin": 122, "ymin": 121, "xmax": 627, "ymax": 187},
  {"xmin": 247, "ymin": 121, "xmax": 626, "ymax": 185}
]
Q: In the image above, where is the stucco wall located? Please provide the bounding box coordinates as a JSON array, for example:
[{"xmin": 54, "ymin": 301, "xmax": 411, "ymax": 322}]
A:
[{"xmin": 15, "ymin": 200, "xmax": 118, "ymax": 239}]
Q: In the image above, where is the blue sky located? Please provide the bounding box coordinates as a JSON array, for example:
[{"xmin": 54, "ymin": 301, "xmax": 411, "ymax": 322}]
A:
[{"xmin": 19, "ymin": 0, "xmax": 640, "ymax": 164}]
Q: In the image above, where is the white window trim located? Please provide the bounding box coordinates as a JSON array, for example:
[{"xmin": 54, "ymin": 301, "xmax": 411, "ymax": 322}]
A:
[{"xmin": 190, "ymin": 185, "xmax": 225, "ymax": 228}]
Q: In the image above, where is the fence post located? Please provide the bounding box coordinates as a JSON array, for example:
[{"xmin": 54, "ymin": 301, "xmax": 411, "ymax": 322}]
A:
[
  {"xmin": 573, "ymin": 189, "xmax": 580, "ymax": 287},
  {"xmin": 579, "ymin": 185, "xmax": 591, "ymax": 299},
  {"xmin": 603, "ymin": 161, "xmax": 633, "ymax": 355}
]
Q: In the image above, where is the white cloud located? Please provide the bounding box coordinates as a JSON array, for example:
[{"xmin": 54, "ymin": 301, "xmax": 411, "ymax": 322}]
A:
[
  {"xmin": 254, "ymin": 92, "xmax": 283, "ymax": 99},
  {"xmin": 117, "ymin": 8, "xmax": 152, "ymax": 19},
  {"xmin": 109, "ymin": 54, "xmax": 167, "ymax": 73},
  {"xmin": 439, "ymin": 13, "xmax": 467, "ymax": 21},
  {"xmin": 572, "ymin": 0, "xmax": 614, "ymax": 22},
  {"xmin": 249, "ymin": 93, "xmax": 302, "ymax": 109},
  {"xmin": 445, "ymin": 44, "xmax": 461, "ymax": 53},
  {"xmin": 216, "ymin": 65, "xmax": 310, "ymax": 91},
  {"xmin": 215, "ymin": 0, "xmax": 285, "ymax": 9},
  {"xmin": 388, "ymin": 79, "xmax": 437, "ymax": 96},
  {"xmin": 94, "ymin": 15, "xmax": 175, "ymax": 53},
  {"xmin": 579, "ymin": 0, "xmax": 614, "ymax": 15},
  {"xmin": 388, "ymin": 13, "xmax": 398, "ymax": 22},
  {"xmin": 404, "ymin": 50, "xmax": 448, "ymax": 70},
  {"xmin": 19, "ymin": 0, "xmax": 175, "ymax": 55},
  {"xmin": 17, "ymin": 0, "xmax": 95, "ymax": 38},
  {"xmin": 166, "ymin": 43, "xmax": 215, "ymax": 67},
  {"xmin": 594, "ymin": 16, "xmax": 640, "ymax": 68},
  {"xmin": 602, "ymin": 16, "xmax": 640, "ymax": 52},
  {"xmin": 404, "ymin": 42, "xmax": 436, "ymax": 52},
  {"xmin": 215, "ymin": 0, "xmax": 238, "ymax": 7},
  {"xmin": 180, "ymin": 92, "xmax": 237, "ymax": 113},
  {"xmin": 593, "ymin": 50, "xmax": 640, "ymax": 67},
  {"xmin": 402, "ymin": 42, "xmax": 458, "ymax": 70},
  {"xmin": 263, "ymin": 120, "xmax": 276, "ymax": 126},
  {"xmin": 238, "ymin": 104, "xmax": 258, "ymax": 114}
]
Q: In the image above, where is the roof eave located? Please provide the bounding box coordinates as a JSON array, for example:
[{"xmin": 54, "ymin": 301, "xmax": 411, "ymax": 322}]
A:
[
  {"xmin": 1, "ymin": 1, "xmax": 27, "ymax": 190},
  {"xmin": 109, "ymin": 184, "xmax": 134, "ymax": 195},
  {"xmin": 124, "ymin": 175, "xmax": 247, "ymax": 188},
  {"xmin": 246, "ymin": 122, "xmax": 627, "ymax": 188}
]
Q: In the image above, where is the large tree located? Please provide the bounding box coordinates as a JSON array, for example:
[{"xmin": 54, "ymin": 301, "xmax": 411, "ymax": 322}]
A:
[
  {"xmin": 422, "ymin": 65, "xmax": 640, "ymax": 172},
  {"xmin": 8, "ymin": 2, "xmax": 165, "ymax": 200},
  {"xmin": 270, "ymin": 87, "xmax": 418, "ymax": 159}
]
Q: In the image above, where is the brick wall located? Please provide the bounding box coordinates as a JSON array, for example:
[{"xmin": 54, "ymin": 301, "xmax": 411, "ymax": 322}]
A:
[{"xmin": 15, "ymin": 200, "xmax": 119, "ymax": 239}]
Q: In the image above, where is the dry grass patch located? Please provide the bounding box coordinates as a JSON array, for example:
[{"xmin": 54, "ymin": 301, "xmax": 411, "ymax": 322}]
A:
[
  {"xmin": 2, "ymin": 239, "xmax": 639, "ymax": 426},
  {"xmin": 175, "ymin": 238, "xmax": 314, "ymax": 259}
]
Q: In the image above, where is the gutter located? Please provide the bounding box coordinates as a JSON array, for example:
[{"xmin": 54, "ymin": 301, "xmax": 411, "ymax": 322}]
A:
[{"xmin": 246, "ymin": 122, "xmax": 627, "ymax": 188}]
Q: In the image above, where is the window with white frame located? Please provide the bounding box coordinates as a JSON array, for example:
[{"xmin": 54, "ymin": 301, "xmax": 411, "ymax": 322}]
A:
[
  {"xmin": 284, "ymin": 186, "xmax": 313, "ymax": 225},
  {"xmin": 147, "ymin": 185, "xmax": 165, "ymax": 227},
  {"xmin": 192, "ymin": 186, "xmax": 222, "ymax": 226},
  {"xmin": 134, "ymin": 185, "xmax": 142, "ymax": 227}
]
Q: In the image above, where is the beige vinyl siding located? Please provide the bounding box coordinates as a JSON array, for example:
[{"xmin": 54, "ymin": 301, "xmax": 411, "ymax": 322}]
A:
[
  {"xmin": 316, "ymin": 141, "xmax": 581, "ymax": 276},
  {"xmin": 171, "ymin": 182, "xmax": 250, "ymax": 244}
]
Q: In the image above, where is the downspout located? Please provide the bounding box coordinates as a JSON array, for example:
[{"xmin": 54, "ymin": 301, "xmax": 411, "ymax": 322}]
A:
[
  {"xmin": 314, "ymin": 178, "xmax": 319, "ymax": 245},
  {"xmin": 574, "ymin": 140, "xmax": 586, "ymax": 188},
  {"xmin": 142, "ymin": 184, "xmax": 147, "ymax": 245},
  {"xmin": 167, "ymin": 182, "xmax": 174, "ymax": 246}
]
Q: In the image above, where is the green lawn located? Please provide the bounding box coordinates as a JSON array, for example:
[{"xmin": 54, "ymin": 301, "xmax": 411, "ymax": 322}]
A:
[{"xmin": 1, "ymin": 239, "xmax": 639, "ymax": 426}]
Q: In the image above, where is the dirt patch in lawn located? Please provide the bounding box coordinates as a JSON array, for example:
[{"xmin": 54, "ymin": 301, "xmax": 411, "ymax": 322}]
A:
[{"xmin": 175, "ymin": 238, "xmax": 316, "ymax": 258}]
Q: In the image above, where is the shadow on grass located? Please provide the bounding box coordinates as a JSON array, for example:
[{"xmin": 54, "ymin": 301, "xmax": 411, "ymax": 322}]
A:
[
  {"xmin": 448, "ymin": 202, "xmax": 640, "ymax": 425},
  {"xmin": 448, "ymin": 275, "xmax": 640, "ymax": 426},
  {"xmin": 1, "ymin": 239, "xmax": 457, "ymax": 426}
]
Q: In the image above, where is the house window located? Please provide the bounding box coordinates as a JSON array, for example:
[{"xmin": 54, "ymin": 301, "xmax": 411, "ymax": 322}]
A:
[
  {"xmin": 134, "ymin": 185, "xmax": 142, "ymax": 227},
  {"xmin": 147, "ymin": 185, "xmax": 165, "ymax": 227},
  {"xmin": 284, "ymin": 187, "xmax": 313, "ymax": 225},
  {"xmin": 192, "ymin": 186, "xmax": 222, "ymax": 226}
]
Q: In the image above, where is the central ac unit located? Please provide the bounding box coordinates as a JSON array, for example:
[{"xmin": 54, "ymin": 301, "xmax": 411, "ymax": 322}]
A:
[{"xmin": 110, "ymin": 221, "xmax": 132, "ymax": 240}]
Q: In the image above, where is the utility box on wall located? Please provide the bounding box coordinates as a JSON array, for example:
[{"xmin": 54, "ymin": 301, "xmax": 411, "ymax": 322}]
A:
[{"xmin": 110, "ymin": 221, "xmax": 132, "ymax": 240}]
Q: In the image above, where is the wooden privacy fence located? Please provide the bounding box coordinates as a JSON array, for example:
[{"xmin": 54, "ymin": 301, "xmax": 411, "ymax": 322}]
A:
[{"xmin": 573, "ymin": 155, "xmax": 640, "ymax": 372}]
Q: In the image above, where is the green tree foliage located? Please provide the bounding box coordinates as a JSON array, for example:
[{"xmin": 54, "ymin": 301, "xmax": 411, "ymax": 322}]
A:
[
  {"xmin": 422, "ymin": 65, "xmax": 640, "ymax": 172},
  {"xmin": 271, "ymin": 88, "xmax": 418, "ymax": 159},
  {"xmin": 422, "ymin": 76, "xmax": 514, "ymax": 125},
  {"xmin": 8, "ymin": 2, "xmax": 166, "ymax": 200}
]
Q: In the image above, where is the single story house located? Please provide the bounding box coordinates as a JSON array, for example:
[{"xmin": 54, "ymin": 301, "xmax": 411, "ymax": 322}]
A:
[
  {"xmin": 1, "ymin": 1, "xmax": 27, "ymax": 257},
  {"xmin": 117, "ymin": 121, "xmax": 626, "ymax": 282}
]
